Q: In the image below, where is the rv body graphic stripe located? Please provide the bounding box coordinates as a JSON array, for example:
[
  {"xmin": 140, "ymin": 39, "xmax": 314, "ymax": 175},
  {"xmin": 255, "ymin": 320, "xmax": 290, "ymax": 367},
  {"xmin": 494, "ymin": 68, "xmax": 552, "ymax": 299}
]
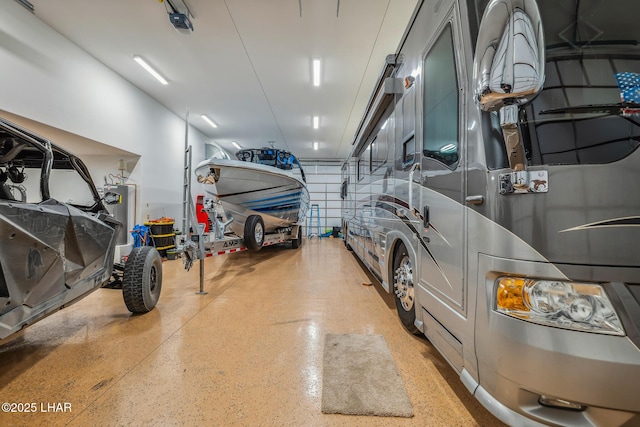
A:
[
  {"xmin": 355, "ymin": 194, "xmax": 451, "ymax": 246},
  {"xmin": 560, "ymin": 216, "xmax": 640, "ymax": 232},
  {"xmin": 353, "ymin": 193, "xmax": 454, "ymax": 290}
]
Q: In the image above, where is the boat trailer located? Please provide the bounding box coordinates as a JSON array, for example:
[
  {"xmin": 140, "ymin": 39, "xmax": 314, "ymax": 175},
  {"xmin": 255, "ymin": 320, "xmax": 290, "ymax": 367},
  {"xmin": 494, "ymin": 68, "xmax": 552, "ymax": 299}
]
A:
[{"xmin": 179, "ymin": 197, "xmax": 302, "ymax": 293}]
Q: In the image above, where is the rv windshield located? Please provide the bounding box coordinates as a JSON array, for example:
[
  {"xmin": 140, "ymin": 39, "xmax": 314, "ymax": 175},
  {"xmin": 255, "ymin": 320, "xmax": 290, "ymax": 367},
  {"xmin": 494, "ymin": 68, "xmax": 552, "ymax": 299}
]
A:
[{"xmin": 471, "ymin": 0, "xmax": 640, "ymax": 166}]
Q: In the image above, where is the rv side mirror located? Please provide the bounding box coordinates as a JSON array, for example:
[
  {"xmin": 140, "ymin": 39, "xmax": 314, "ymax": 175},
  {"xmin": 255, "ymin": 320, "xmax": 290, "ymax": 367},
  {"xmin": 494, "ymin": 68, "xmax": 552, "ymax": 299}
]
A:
[{"xmin": 473, "ymin": 0, "xmax": 545, "ymax": 112}]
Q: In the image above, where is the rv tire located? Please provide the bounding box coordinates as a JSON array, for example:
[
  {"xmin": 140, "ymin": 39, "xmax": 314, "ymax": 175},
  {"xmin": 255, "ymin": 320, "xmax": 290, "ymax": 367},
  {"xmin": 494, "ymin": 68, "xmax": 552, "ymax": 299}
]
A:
[{"xmin": 392, "ymin": 242, "xmax": 420, "ymax": 335}]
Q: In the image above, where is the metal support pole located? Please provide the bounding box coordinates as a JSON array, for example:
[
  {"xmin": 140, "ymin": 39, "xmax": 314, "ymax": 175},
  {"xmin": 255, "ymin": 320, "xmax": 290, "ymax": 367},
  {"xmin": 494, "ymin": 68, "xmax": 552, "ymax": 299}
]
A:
[
  {"xmin": 190, "ymin": 148, "xmax": 208, "ymax": 295},
  {"xmin": 182, "ymin": 109, "xmax": 191, "ymax": 244},
  {"xmin": 182, "ymin": 109, "xmax": 190, "ymax": 244},
  {"xmin": 198, "ymin": 255, "xmax": 205, "ymax": 294},
  {"xmin": 181, "ymin": 109, "xmax": 208, "ymax": 295}
]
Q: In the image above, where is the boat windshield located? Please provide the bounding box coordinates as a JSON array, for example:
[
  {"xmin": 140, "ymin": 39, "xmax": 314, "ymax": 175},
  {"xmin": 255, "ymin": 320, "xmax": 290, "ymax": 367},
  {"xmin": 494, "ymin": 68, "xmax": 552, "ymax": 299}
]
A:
[
  {"xmin": 236, "ymin": 148, "xmax": 306, "ymax": 182},
  {"xmin": 470, "ymin": 0, "xmax": 640, "ymax": 167}
]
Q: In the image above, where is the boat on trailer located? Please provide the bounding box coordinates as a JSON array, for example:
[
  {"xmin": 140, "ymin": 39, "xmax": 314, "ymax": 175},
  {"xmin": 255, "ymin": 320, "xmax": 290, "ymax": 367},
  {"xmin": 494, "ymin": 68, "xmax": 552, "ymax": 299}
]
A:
[{"xmin": 195, "ymin": 147, "xmax": 309, "ymax": 250}]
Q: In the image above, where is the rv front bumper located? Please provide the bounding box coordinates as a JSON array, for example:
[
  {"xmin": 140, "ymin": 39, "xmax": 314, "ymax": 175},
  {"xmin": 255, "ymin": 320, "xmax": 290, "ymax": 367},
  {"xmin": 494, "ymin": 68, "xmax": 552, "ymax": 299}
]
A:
[
  {"xmin": 479, "ymin": 312, "xmax": 640, "ymax": 426},
  {"xmin": 476, "ymin": 256, "xmax": 640, "ymax": 426}
]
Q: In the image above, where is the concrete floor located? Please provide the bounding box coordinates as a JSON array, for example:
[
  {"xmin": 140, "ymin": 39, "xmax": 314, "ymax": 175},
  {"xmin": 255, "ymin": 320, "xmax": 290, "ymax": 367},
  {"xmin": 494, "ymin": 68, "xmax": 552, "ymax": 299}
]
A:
[{"xmin": 0, "ymin": 238, "xmax": 506, "ymax": 426}]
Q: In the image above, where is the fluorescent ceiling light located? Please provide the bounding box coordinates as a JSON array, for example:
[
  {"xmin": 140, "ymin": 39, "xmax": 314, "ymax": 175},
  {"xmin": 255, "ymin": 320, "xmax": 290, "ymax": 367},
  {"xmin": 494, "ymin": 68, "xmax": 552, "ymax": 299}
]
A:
[
  {"xmin": 201, "ymin": 114, "xmax": 218, "ymax": 128},
  {"xmin": 312, "ymin": 59, "xmax": 321, "ymax": 86},
  {"xmin": 313, "ymin": 116, "xmax": 319, "ymax": 129},
  {"xmin": 313, "ymin": 141, "xmax": 318, "ymax": 151},
  {"xmin": 232, "ymin": 141, "xmax": 241, "ymax": 150},
  {"xmin": 133, "ymin": 55, "xmax": 168, "ymax": 85}
]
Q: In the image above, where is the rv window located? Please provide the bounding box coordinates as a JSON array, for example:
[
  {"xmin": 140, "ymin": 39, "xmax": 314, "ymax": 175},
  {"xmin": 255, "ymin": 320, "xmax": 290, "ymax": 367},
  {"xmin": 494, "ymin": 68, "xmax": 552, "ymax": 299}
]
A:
[
  {"xmin": 358, "ymin": 142, "xmax": 371, "ymax": 179},
  {"xmin": 402, "ymin": 87, "xmax": 416, "ymax": 140},
  {"xmin": 402, "ymin": 134, "xmax": 415, "ymax": 165},
  {"xmin": 478, "ymin": 1, "xmax": 640, "ymax": 167},
  {"xmin": 357, "ymin": 156, "xmax": 367, "ymax": 181},
  {"xmin": 422, "ymin": 24, "xmax": 459, "ymax": 168},
  {"xmin": 342, "ymin": 162, "xmax": 350, "ymax": 184},
  {"xmin": 340, "ymin": 180, "xmax": 347, "ymax": 199},
  {"xmin": 372, "ymin": 125, "xmax": 389, "ymax": 171},
  {"xmin": 369, "ymin": 137, "xmax": 377, "ymax": 172}
]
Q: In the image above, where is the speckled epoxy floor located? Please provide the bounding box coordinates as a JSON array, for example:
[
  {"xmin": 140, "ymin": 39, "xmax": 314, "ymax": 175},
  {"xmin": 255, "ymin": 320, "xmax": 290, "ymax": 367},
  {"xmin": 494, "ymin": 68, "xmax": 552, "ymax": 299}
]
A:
[{"xmin": 0, "ymin": 238, "xmax": 505, "ymax": 426}]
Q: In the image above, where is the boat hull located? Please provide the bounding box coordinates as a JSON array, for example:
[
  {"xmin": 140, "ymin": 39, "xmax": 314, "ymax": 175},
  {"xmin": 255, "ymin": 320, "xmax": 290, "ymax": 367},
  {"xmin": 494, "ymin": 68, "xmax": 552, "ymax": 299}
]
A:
[{"xmin": 195, "ymin": 159, "xmax": 309, "ymax": 235}]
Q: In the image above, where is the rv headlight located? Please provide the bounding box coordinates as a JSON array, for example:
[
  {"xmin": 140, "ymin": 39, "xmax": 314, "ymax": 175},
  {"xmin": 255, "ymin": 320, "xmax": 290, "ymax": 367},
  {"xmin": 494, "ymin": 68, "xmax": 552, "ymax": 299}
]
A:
[{"xmin": 495, "ymin": 277, "xmax": 624, "ymax": 335}]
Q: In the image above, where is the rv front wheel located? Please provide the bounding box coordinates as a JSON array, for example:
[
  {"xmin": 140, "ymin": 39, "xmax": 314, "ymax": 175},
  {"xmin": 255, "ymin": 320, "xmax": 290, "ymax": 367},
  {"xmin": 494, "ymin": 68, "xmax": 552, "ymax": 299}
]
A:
[
  {"xmin": 392, "ymin": 242, "xmax": 419, "ymax": 334},
  {"xmin": 244, "ymin": 215, "xmax": 265, "ymax": 251}
]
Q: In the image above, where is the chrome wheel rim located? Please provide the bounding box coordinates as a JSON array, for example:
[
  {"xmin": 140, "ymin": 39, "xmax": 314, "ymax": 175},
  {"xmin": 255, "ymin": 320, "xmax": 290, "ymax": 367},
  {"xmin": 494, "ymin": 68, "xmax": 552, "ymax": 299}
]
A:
[
  {"xmin": 394, "ymin": 255, "xmax": 414, "ymax": 311},
  {"xmin": 255, "ymin": 222, "xmax": 264, "ymax": 244}
]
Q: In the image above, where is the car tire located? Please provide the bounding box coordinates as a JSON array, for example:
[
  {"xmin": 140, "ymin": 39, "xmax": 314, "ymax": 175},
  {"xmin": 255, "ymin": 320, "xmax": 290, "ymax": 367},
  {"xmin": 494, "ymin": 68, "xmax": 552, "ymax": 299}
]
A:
[{"xmin": 122, "ymin": 246, "xmax": 163, "ymax": 313}]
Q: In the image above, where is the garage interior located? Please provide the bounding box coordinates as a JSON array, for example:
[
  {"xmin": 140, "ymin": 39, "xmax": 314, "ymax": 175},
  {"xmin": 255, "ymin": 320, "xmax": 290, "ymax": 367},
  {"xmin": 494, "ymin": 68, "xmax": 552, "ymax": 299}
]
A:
[
  {"xmin": 0, "ymin": 0, "xmax": 507, "ymax": 425},
  {"xmin": 4, "ymin": 0, "xmax": 639, "ymax": 426}
]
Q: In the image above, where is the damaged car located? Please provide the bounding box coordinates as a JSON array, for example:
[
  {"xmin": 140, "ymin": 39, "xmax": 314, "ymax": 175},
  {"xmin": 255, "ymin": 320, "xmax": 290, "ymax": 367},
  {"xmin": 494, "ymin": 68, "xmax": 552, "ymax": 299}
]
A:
[{"xmin": 0, "ymin": 117, "xmax": 162, "ymax": 341}]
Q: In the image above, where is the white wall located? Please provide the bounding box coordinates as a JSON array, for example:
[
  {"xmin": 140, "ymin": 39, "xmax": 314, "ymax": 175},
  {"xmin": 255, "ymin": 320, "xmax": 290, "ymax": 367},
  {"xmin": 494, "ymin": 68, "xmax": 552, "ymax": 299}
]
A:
[
  {"xmin": 300, "ymin": 161, "xmax": 343, "ymax": 234},
  {"xmin": 0, "ymin": 0, "xmax": 210, "ymax": 229}
]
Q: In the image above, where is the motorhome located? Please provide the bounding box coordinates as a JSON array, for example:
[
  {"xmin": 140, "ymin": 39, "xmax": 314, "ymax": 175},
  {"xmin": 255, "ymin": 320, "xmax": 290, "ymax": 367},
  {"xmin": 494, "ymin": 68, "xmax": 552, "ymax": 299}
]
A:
[{"xmin": 341, "ymin": 0, "xmax": 640, "ymax": 425}]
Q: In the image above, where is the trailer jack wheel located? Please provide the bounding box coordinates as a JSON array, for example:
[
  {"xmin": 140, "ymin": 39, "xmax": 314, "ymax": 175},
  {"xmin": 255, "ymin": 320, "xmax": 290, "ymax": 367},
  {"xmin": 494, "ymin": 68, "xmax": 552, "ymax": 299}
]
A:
[{"xmin": 244, "ymin": 215, "xmax": 265, "ymax": 251}]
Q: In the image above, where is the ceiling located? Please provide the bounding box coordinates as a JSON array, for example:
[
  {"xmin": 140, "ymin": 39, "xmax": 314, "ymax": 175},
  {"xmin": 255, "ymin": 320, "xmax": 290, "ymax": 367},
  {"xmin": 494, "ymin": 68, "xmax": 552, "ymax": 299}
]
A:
[{"xmin": 27, "ymin": 0, "xmax": 419, "ymax": 160}]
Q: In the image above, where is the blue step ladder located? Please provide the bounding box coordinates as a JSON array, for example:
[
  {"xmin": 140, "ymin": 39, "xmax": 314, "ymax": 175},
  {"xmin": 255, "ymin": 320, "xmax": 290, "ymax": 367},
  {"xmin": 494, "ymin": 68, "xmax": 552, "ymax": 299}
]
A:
[{"xmin": 308, "ymin": 203, "xmax": 321, "ymax": 239}]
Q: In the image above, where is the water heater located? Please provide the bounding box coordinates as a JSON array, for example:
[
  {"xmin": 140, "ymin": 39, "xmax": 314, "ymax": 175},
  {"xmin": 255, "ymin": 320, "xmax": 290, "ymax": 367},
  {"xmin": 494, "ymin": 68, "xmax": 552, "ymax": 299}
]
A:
[{"xmin": 104, "ymin": 184, "xmax": 135, "ymax": 261}]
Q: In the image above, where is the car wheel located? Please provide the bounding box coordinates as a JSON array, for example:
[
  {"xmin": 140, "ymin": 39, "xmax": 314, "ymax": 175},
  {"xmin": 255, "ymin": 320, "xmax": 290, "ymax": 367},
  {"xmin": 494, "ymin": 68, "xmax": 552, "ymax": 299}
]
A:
[{"xmin": 122, "ymin": 246, "xmax": 163, "ymax": 313}]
